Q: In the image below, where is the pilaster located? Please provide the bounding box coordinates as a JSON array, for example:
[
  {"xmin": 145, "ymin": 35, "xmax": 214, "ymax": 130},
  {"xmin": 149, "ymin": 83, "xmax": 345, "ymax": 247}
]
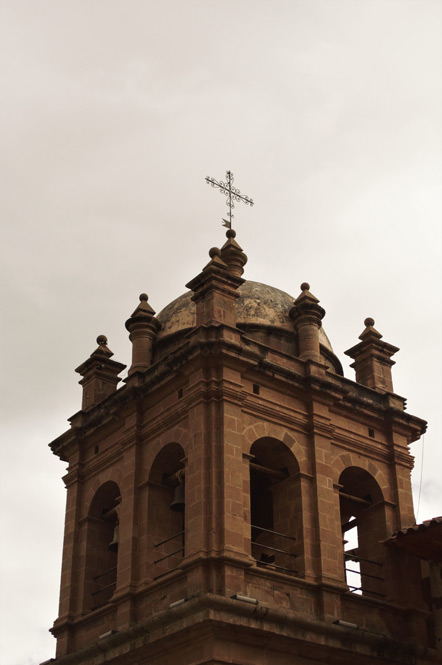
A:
[
  {"xmin": 305, "ymin": 387, "xmax": 344, "ymax": 620},
  {"xmin": 114, "ymin": 408, "xmax": 142, "ymax": 629}
]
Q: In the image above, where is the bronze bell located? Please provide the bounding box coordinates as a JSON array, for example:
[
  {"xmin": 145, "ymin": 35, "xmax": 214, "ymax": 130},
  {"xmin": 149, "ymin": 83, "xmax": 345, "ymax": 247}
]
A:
[
  {"xmin": 170, "ymin": 482, "xmax": 185, "ymax": 512},
  {"xmin": 108, "ymin": 523, "xmax": 119, "ymax": 551}
]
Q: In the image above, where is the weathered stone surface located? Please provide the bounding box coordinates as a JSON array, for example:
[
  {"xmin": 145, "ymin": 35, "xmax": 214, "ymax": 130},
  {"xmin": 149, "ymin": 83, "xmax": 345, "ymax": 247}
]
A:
[
  {"xmin": 47, "ymin": 242, "xmax": 435, "ymax": 665},
  {"xmin": 157, "ymin": 280, "xmax": 334, "ymax": 349}
]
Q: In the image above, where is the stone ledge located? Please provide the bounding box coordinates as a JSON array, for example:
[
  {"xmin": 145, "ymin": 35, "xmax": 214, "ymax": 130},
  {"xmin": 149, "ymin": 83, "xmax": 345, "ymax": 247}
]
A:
[{"xmin": 47, "ymin": 591, "xmax": 441, "ymax": 665}]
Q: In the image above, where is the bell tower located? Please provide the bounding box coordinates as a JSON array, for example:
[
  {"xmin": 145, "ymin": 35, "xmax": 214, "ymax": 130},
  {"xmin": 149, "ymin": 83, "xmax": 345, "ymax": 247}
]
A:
[{"xmin": 47, "ymin": 230, "xmax": 440, "ymax": 665}]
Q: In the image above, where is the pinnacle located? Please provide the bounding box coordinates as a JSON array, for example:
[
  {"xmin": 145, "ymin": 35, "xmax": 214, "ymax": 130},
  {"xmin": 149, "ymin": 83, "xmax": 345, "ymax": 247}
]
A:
[
  {"xmin": 294, "ymin": 282, "xmax": 320, "ymax": 305},
  {"xmin": 220, "ymin": 230, "xmax": 247, "ymax": 277},
  {"xmin": 128, "ymin": 293, "xmax": 156, "ymax": 319},
  {"xmin": 359, "ymin": 317, "xmax": 383, "ymax": 341},
  {"xmin": 91, "ymin": 334, "xmax": 113, "ymax": 358}
]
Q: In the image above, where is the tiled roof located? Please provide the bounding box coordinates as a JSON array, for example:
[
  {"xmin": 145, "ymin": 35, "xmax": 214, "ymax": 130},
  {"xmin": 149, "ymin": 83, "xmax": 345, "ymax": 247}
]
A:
[{"xmin": 385, "ymin": 516, "xmax": 442, "ymax": 561}]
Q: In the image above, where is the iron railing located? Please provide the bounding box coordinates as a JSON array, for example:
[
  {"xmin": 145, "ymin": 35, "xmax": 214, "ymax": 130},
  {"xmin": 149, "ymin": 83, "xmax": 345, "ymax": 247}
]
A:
[
  {"xmin": 344, "ymin": 550, "xmax": 384, "ymax": 597},
  {"xmin": 91, "ymin": 565, "xmax": 117, "ymax": 608},
  {"xmin": 153, "ymin": 530, "xmax": 184, "ymax": 580},
  {"xmin": 251, "ymin": 525, "xmax": 298, "ymax": 575}
]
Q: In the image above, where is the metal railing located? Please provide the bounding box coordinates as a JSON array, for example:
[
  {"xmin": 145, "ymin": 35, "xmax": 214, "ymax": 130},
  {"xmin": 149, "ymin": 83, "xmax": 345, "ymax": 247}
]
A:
[
  {"xmin": 251, "ymin": 525, "xmax": 298, "ymax": 575},
  {"xmin": 91, "ymin": 565, "xmax": 117, "ymax": 608},
  {"xmin": 344, "ymin": 550, "xmax": 384, "ymax": 597},
  {"xmin": 153, "ymin": 530, "xmax": 184, "ymax": 580}
]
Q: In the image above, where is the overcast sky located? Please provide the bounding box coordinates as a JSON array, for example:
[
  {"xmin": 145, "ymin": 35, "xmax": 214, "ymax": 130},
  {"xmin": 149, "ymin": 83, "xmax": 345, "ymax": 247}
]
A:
[{"xmin": 0, "ymin": 1, "xmax": 441, "ymax": 664}]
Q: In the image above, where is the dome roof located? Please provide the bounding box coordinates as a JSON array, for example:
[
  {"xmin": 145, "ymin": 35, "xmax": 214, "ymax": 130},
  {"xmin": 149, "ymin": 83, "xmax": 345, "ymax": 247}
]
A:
[{"xmin": 156, "ymin": 280, "xmax": 334, "ymax": 353}]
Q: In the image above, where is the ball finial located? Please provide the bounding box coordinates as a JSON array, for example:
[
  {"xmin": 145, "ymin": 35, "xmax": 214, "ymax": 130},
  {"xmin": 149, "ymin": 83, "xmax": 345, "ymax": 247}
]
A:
[
  {"xmin": 364, "ymin": 317, "xmax": 375, "ymax": 327},
  {"xmin": 96, "ymin": 334, "xmax": 108, "ymax": 346},
  {"xmin": 139, "ymin": 293, "xmax": 148, "ymax": 302},
  {"xmin": 226, "ymin": 229, "xmax": 236, "ymax": 238},
  {"xmin": 209, "ymin": 247, "xmax": 221, "ymax": 259},
  {"xmin": 300, "ymin": 282, "xmax": 310, "ymax": 291}
]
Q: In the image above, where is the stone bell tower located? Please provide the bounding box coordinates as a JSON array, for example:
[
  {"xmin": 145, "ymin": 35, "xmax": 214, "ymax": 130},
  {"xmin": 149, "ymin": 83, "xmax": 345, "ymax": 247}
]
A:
[{"xmin": 46, "ymin": 230, "xmax": 440, "ymax": 665}]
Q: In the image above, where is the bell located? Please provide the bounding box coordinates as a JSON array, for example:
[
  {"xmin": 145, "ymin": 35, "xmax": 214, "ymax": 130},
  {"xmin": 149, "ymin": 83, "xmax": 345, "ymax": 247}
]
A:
[
  {"xmin": 170, "ymin": 483, "xmax": 185, "ymax": 512},
  {"xmin": 108, "ymin": 523, "xmax": 119, "ymax": 551}
]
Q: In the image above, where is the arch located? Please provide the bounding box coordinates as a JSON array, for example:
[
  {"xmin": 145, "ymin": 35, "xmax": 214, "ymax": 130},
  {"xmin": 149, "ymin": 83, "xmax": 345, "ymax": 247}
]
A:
[
  {"xmin": 82, "ymin": 468, "xmax": 123, "ymax": 516},
  {"xmin": 139, "ymin": 426, "xmax": 189, "ymax": 487},
  {"xmin": 83, "ymin": 481, "xmax": 121, "ymax": 611},
  {"xmin": 331, "ymin": 452, "xmax": 390, "ymax": 502},
  {"xmin": 249, "ymin": 437, "xmax": 303, "ymax": 577},
  {"xmin": 146, "ymin": 443, "xmax": 186, "ymax": 580},
  {"xmin": 339, "ymin": 466, "xmax": 387, "ymax": 599},
  {"xmin": 243, "ymin": 421, "xmax": 309, "ymax": 475}
]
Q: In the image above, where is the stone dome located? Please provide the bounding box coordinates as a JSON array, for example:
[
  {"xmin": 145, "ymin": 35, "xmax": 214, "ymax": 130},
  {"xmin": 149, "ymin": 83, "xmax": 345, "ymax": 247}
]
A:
[{"xmin": 156, "ymin": 280, "xmax": 335, "ymax": 355}]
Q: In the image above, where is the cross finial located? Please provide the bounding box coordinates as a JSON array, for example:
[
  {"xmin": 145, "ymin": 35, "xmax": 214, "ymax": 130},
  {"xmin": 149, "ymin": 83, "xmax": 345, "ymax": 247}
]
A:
[{"xmin": 205, "ymin": 170, "xmax": 254, "ymax": 230}]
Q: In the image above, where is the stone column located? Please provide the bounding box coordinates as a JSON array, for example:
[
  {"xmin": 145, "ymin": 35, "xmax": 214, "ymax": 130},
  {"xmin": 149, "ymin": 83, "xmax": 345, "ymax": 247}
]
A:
[
  {"xmin": 290, "ymin": 283, "xmax": 325, "ymax": 363},
  {"xmin": 125, "ymin": 293, "xmax": 160, "ymax": 375}
]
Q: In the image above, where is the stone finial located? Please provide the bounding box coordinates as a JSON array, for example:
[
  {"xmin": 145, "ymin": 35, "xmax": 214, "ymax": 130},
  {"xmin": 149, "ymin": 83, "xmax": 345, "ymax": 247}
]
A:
[
  {"xmin": 359, "ymin": 317, "xmax": 383, "ymax": 341},
  {"xmin": 75, "ymin": 336, "xmax": 126, "ymax": 411},
  {"xmin": 203, "ymin": 247, "xmax": 228, "ymax": 270},
  {"xmin": 125, "ymin": 293, "xmax": 160, "ymax": 375},
  {"xmin": 345, "ymin": 318, "xmax": 399, "ymax": 392},
  {"xmin": 94, "ymin": 335, "xmax": 112, "ymax": 356},
  {"xmin": 220, "ymin": 229, "xmax": 248, "ymax": 277},
  {"xmin": 290, "ymin": 283, "xmax": 325, "ymax": 363}
]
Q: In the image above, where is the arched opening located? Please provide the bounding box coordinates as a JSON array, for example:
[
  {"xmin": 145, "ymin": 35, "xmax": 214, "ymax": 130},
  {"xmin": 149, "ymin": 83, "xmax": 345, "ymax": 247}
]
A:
[
  {"xmin": 339, "ymin": 467, "xmax": 386, "ymax": 599},
  {"xmin": 84, "ymin": 481, "xmax": 121, "ymax": 610},
  {"xmin": 147, "ymin": 443, "xmax": 186, "ymax": 580},
  {"xmin": 249, "ymin": 437, "xmax": 302, "ymax": 576}
]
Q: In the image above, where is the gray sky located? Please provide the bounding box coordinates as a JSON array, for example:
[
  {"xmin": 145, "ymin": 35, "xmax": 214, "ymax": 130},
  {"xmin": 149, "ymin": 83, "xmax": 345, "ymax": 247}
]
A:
[{"xmin": 1, "ymin": 1, "xmax": 441, "ymax": 663}]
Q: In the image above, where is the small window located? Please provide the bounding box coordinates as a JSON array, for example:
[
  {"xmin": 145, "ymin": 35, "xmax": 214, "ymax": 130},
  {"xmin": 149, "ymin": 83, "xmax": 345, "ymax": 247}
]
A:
[
  {"xmin": 178, "ymin": 388, "xmax": 183, "ymax": 399},
  {"xmin": 253, "ymin": 384, "xmax": 260, "ymax": 395},
  {"xmin": 368, "ymin": 428, "xmax": 375, "ymax": 438}
]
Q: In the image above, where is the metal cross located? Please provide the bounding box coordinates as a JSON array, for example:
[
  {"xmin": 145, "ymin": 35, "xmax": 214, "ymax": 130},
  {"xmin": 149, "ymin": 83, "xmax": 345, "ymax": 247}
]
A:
[{"xmin": 205, "ymin": 170, "xmax": 254, "ymax": 229}]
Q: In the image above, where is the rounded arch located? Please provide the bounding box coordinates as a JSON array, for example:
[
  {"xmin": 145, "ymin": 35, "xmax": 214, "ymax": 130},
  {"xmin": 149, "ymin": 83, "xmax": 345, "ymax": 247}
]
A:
[
  {"xmin": 331, "ymin": 453, "xmax": 390, "ymax": 501},
  {"xmin": 89, "ymin": 480, "xmax": 121, "ymax": 518},
  {"xmin": 249, "ymin": 436, "xmax": 303, "ymax": 577},
  {"xmin": 243, "ymin": 421, "xmax": 308, "ymax": 474},
  {"xmin": 250, "ymin": 436, "xmax": 300, "ymax": 476},
  {"xmin": 82, "ymin": 469, "xmax": 123, "ymax": 519},
  {"xmin": 83, "ymin": 480, "xmax": 121, "ymax": 611},
  {"xmin": 140, "ymin": 426, "xmax": 189, "ymax": 487},
  {"xmin": 338, "ymin": 466, "xmax": 387, "ymax": 599},
  {"xmin": 145, "ymin": 442, "xmax": 186, "ymax": 580},
  {"xmin": 148, "ymin": 442, "xmax": 186, "ymax": 484},
  {"xmin": 339, "ymin": 467, "xmax": 384, "ymax": 509}
]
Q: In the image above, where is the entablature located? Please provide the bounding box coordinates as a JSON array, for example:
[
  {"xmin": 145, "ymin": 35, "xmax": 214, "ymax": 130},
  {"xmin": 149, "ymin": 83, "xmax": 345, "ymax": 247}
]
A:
[{"xmin": 50, "ymin": 322, "xmax": 426, "ymax": 464}]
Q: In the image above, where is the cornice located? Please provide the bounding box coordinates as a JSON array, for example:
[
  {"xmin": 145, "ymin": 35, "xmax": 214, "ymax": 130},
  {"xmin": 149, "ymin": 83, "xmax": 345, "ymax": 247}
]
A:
[
  {"xmin": 241, "ymin": 399, "xmax": 309, "ymax": 433},
  {"xmin": 331, "ymin": 433, "xmax": 393, "ymax": 464},
  {"xmin": 308, "ymin": 419, "xmax": 336, "ymax": 437},
  {"xmin": 80, "ymin": 444, "xmax": 125, "ymax": 480},
  {"xmin": 50, "ymin": 325, "xmax": 426, "ymax": 461},
  {"xmin": 62, "ymin": 464, "xmax": 84, "ymax": 487},
  {"xmin": 390, "ymin": 449, "xmax": 415, "ymax": 469},
  {"xmin": 48, "ymin": 590, "xmax": 439, "ymax": 665}
]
